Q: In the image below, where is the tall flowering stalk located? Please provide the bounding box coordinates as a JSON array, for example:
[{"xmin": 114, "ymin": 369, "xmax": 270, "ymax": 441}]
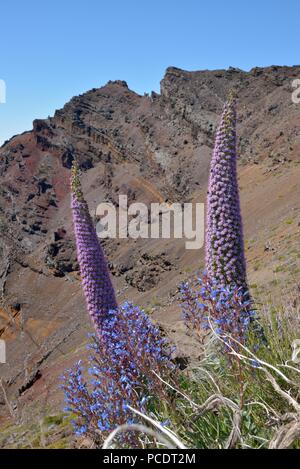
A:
[
  {"xmin": 65, "ymin": 164, "xmax": 175, "ymax": 443},
  {"xmin": 71, "ymin": 162, "xmax": 118, "ymax": 334},
  {"xmin": 205, "ymin": 93, "xmax": 247, "ymax": 290}
]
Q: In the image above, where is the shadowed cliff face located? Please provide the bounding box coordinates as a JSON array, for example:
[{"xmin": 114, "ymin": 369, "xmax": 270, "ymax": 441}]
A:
[{"xmin": 0, "ymin": 66, "xmax": 300, "ymax": 422}]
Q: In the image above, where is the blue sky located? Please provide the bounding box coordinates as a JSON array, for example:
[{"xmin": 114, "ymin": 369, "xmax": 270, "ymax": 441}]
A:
[{"xmin": 0, "ymin": 0, "xmax": 299, "ymax": 145}]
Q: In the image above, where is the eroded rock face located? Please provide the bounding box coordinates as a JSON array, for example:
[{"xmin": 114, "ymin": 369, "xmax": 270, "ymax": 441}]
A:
[
  {"xmin": 0, "ymin": 65, "xmax": 300, "ymax": 414},
  {"xmin": 44, "ymin": 237, "xmax": 78, "ymax": 277}
]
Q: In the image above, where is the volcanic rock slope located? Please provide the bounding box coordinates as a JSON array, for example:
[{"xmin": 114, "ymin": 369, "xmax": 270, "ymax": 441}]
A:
[{"xmin": 0, "ymin": 65, "xmax": 300, "ymax": 422}]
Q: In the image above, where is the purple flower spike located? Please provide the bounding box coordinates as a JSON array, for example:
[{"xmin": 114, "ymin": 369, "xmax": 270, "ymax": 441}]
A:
[
  {"xmin": 71, "ymin": 162, "xmax": 118, "ymax": 333},
  {"xmin": 205, "ymin": 93, "xmax": 247, "ymax": 291}
]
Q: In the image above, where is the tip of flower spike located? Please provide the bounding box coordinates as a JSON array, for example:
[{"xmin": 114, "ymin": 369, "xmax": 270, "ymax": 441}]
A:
[
  {"xmin": 227, "ymin": 89, "xmax": 237, "ymax": 104},
  {"xmin": 71, "ymin": 160, "xmax": 84, "ymax": 201}
]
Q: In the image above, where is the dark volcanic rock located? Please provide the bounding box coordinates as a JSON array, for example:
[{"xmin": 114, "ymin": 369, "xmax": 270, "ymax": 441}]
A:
[{"xmin": 44, "ymin": 239, "xmax": 78, "ymax": 277}]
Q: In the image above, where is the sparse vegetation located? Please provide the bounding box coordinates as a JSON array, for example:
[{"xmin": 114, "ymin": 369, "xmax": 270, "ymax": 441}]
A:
[
  {"xmin": 146, "ymin": 300, "xmax": 300, "ymax": 449},
  {"xmin": 0, "ymin": 413, "xmax": 74, "ymax": 449},
  {"xmin": 75, "ymin": 298, "xmax": 299, "ymax": 449}
]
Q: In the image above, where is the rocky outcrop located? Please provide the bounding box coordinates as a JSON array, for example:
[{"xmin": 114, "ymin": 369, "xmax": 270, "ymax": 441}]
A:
[{"xmin": 0, "ymin": 65, "xmax": 300, "ymax": 418}]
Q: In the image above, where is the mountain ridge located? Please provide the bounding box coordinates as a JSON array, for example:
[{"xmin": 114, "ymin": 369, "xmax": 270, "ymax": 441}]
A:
[{"xmin": 0, "ymin": 65, "xmax": 300, "ymax": 428}]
